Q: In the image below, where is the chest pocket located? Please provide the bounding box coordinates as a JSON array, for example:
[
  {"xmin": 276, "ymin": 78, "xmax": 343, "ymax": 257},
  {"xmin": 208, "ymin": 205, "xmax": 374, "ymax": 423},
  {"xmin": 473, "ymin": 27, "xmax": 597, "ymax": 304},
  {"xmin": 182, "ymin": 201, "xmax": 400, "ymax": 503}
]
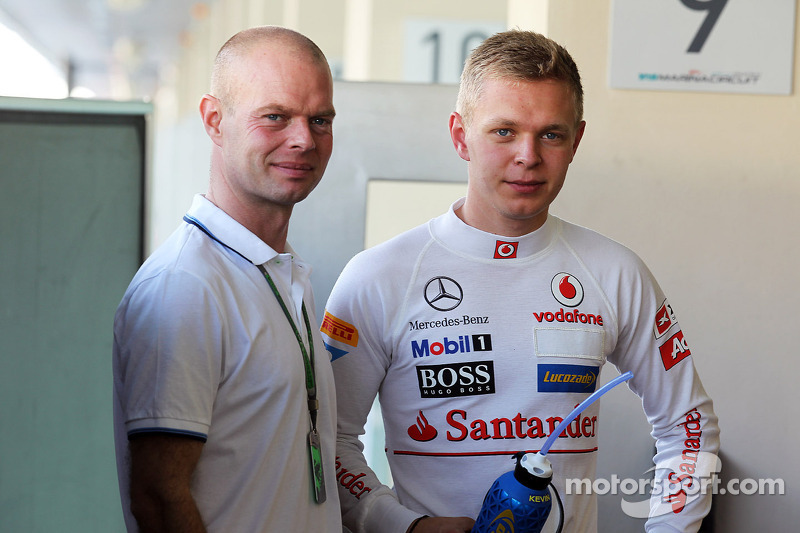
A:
[{"xmin": 533, "ymin": 327, "xmax": 605, "ymax": 363}]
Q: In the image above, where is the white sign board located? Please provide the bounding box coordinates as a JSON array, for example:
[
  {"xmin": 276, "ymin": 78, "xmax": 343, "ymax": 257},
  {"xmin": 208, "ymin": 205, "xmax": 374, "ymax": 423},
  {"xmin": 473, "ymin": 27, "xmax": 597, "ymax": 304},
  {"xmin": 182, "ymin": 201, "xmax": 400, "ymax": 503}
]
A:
[
  {"xmin": 609, "ymin": 0, "xmax": 796, "ymax": 94},
  {"xmin": 404, "ymin": 19, "xmax": 505, "ymax": 84}
]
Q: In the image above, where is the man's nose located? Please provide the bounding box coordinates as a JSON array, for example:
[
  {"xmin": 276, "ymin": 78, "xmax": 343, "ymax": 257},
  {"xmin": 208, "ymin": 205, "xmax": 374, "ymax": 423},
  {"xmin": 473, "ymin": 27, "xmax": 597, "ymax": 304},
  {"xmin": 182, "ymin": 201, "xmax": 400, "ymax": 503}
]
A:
[
  {"xmin": 287, "ymin": 120, "xmax": 316, "ymax": 150},
  {"xmin": 515, "ymin": 137, "xmax": 542, "ymax": 168}
]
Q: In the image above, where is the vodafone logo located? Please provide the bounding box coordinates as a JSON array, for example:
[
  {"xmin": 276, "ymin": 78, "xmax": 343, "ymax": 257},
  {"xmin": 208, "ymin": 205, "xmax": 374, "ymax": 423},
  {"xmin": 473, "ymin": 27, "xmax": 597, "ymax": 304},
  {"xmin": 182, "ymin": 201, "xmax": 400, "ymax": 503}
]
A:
[
  {"xmin": 493, "ymin": 240, "xmax": 518, "ymax": 259},
  {"xmin": 551, "ymin": 273, "xmax": 584, "ymax": 307}
]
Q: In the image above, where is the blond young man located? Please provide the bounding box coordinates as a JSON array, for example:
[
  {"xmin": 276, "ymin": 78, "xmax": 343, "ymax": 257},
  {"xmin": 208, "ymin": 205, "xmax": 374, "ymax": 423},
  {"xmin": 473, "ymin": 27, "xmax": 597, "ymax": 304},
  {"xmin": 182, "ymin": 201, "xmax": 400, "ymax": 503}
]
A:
[{"xmin": 324, "ymin": 30, "xmax": 718, "ymax": 533}]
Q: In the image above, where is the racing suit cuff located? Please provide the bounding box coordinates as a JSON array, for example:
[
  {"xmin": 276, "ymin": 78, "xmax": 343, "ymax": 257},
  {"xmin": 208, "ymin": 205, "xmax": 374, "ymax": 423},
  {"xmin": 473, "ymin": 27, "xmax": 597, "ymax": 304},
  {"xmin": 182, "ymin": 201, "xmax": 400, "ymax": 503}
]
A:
[
  {"xmin": 645, "ymin": 526, "xmax": 681, "ymax": 533},
  {"xmin": 363, "ymin": 496, "xmax": 422, "ymax": 533}
]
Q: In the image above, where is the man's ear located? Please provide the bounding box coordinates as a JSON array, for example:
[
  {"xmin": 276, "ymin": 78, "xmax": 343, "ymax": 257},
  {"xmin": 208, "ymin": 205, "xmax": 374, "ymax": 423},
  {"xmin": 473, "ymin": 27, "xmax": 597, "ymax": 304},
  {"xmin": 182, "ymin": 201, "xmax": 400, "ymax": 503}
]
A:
[
  {"xmin": 449, "ymin": 112, "xmax": 470, "ymax": 162},
  {"xmin": 573, "ymin": 120, "xmax": 586, "ymax": 155},
  {"xmin": 199, "ymin": 94, "xmax": 224, "ymax": 147}
]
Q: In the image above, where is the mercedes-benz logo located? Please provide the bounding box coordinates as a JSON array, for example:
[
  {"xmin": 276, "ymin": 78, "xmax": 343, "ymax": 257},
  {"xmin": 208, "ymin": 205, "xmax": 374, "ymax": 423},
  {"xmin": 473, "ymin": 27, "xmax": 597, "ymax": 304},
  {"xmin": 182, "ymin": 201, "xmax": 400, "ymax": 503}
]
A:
[{"xmin": 424, "ymin": 276, "xmax": 463, "ymax": 311}]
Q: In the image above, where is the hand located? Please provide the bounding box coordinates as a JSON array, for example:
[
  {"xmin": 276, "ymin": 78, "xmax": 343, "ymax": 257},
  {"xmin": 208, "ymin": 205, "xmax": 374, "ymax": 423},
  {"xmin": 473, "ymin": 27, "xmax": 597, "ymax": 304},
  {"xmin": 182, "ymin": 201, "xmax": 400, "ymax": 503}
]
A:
[{"xmin": 407, "ymin": 515, "xmax": 475, "ymax": 533}]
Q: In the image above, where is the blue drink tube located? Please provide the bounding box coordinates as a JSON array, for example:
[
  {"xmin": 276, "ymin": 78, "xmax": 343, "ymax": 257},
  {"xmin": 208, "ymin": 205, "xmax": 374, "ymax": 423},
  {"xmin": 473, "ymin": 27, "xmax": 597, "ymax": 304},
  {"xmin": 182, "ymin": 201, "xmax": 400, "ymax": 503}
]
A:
[
  {"xmin": 472, "ymin": 371, "xmax": 634, "ymax": 533},
  {"xmin": 540, "ymin": 371, "xmax": 633, "ymax": 456}
]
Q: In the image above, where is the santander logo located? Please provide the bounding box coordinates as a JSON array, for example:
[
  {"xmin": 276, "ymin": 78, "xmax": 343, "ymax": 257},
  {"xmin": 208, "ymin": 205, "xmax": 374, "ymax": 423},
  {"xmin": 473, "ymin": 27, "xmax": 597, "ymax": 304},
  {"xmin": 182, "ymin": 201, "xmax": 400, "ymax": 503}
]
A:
[
  {"xmin": 408, "ymin": 410, "xmax": 438, "ymax": 442},
  {"xmin": 551, "ymin": 273, "xmax": 584, "ymax": 307}
]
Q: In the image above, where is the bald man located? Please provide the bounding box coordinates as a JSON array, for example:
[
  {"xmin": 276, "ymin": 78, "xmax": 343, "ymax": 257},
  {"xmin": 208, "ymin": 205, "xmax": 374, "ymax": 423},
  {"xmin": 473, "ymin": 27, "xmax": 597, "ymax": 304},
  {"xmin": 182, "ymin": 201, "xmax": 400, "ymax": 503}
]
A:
[{"xmin": 112, "ymin": 26, "xmax": 341, "ymax": 532}]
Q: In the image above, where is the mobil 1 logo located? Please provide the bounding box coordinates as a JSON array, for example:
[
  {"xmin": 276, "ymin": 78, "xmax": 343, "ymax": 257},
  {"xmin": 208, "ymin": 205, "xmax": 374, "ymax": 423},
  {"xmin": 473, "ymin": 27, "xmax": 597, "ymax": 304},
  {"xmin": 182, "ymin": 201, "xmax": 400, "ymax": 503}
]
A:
[{"xmin": 416, "ymin": 361, "xmax": 495, "ymax": 398}]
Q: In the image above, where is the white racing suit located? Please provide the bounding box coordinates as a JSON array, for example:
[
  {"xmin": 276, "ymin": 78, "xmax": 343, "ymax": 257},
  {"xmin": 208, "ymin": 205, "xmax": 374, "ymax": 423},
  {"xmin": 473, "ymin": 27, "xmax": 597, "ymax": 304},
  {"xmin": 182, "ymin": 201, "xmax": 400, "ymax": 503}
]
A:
[{"xmin": 322, "ymin": 200, "xmax": 719, "ymax": 533}]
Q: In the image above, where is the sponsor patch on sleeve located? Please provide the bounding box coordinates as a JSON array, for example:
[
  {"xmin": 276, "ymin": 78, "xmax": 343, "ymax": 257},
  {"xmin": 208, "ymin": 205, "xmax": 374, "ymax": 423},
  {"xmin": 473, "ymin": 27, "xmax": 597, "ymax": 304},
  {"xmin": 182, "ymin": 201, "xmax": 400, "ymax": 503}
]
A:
[
  {"xmin": 537, "ymin": 364, "xmax": 599, "ymax": 393},
  {"xmin": 659, "ymin": 330, "xmax": 691, "ymax": 370},
  {"xmin": 654, "ymin": 299, "xmax": 678, "ymax": 338},
  {"xmin": 320, "ymin": 311, "xmax": 359, "ymax": 347},
  {"xmin": 323, "ymin": 341, "xmax": 349, "ymax": 362}
]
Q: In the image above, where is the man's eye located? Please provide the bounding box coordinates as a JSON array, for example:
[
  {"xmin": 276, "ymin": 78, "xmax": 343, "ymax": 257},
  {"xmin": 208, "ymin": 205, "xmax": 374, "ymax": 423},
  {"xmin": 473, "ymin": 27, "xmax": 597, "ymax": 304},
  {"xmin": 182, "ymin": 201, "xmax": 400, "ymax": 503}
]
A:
[
  {"xmin": 265, "ymin": 114, "xmax": 281, "ymax": 121},
  {"xmin": 543, "ymin": 132, "xmax": 561, "ymax": 140},
  {"xmin": 496, "ymin": 129, "xmax": 511, "ymax": 137},
  {"xmin": 311, "ymin": 118, "xmax": 330, "ymax": 126}
]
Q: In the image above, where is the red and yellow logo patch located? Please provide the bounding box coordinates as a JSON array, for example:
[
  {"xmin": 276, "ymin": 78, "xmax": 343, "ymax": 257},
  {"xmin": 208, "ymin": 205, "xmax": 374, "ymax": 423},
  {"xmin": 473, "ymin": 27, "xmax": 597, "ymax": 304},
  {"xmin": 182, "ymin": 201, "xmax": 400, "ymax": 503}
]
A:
[{"xmin": 320, "ymin": 311, "xmax": 359, "ymax": 347}]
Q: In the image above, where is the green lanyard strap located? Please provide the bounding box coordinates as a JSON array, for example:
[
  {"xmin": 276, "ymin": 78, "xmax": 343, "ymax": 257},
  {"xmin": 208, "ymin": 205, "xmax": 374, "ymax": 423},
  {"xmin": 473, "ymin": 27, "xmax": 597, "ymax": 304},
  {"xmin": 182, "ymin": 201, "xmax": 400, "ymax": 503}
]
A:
[
  {"xmin": 183, "ymin": 216, "xmax": 327, "ymax": 503},
  {"xmin": 257, "ymin": 264, "xmax": 318, "ymax": 430}
]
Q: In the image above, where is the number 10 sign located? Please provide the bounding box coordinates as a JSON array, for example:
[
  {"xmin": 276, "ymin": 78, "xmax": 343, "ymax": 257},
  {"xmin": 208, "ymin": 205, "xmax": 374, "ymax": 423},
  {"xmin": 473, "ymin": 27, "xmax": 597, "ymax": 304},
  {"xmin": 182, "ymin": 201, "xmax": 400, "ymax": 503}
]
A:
[{"xmin": 609, "ymin": 0, "xmax": 797, "ymax": 95}]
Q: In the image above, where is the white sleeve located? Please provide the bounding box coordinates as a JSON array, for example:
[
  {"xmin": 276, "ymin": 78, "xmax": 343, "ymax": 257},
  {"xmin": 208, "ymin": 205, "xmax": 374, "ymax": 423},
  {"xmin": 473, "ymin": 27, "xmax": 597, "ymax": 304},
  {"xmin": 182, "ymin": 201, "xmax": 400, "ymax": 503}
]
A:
[
  {"xmin": 606, "ymin": 257, "xmax": 719, "ymax": 533},
  {"xmin": 321, "ymin": 256, "xmax": 423, "ymax": 533},
  {"xmin": 114, "ymin": 268, "xmax": 224, "ymax": 439}
]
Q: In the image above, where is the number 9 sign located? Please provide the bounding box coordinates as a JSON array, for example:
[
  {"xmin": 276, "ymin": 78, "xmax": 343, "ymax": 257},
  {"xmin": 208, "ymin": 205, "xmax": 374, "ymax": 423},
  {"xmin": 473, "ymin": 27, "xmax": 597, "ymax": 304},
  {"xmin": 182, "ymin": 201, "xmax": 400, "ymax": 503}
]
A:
[
  {"xmin": 680, "ymin": 0, "xmax": 728, "ymax": 53},
  {"xmin": 609, "ymin": 0, "xmax": 796, "ymax": 95}
]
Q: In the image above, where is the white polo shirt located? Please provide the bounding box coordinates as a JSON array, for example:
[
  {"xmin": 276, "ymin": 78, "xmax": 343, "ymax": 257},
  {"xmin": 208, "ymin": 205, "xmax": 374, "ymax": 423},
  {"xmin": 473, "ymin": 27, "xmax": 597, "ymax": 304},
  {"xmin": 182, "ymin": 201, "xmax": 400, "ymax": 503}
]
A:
[{"xmin": 113, "ymin": 194, "xmax": 340, "ymax": 532}]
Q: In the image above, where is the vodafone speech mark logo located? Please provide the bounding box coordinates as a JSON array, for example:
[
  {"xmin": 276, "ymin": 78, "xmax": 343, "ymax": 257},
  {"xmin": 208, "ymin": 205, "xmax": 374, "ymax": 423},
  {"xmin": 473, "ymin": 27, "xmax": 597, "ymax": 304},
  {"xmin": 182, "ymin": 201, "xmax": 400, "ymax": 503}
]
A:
[
  {"xmin": 551, "ymin": 273, "xmax": 584, "ymax": 307},
  {"xmin": 493, "ymin": 240, "xmax": 518, "ymax": 259}
]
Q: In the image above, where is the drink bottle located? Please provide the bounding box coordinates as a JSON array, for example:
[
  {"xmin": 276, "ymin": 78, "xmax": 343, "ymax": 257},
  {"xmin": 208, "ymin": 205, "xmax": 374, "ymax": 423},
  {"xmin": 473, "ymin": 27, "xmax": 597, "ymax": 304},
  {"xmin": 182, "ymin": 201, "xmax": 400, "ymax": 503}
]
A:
[
  {"xmin": 472, "ymin": 371, "xmax": 634, "ymax": 533},
  {"xmin": 472, "ymin": 452, "xmax": 558, "ymax": 533}
]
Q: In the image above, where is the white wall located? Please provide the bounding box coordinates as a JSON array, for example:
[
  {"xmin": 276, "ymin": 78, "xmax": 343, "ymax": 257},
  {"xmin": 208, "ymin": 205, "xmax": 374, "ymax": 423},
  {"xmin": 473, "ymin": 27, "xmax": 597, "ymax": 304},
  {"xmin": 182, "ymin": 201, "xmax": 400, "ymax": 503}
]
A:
[{"xmin": 544, "ymin": 2, "xmax": 799, "ymax": 531}]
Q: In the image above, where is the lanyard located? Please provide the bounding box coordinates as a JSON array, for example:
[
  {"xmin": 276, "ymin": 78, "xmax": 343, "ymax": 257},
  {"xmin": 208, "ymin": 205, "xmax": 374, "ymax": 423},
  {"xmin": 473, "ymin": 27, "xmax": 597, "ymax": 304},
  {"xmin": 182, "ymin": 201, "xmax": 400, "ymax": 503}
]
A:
[
  {"xmin": 182, "ymin": 214, "xmax": 319, "ymax": 428},
  {"xmin": 257, "ymin": 264, "xmax": 327, "ymax": 502},
  {"xmin": 183, "ymin": 214, "xmax": 327, "ymax": 502},
  {"xmin": 257, "ymin": 264, "xmax": 318, "ymax": 431}
]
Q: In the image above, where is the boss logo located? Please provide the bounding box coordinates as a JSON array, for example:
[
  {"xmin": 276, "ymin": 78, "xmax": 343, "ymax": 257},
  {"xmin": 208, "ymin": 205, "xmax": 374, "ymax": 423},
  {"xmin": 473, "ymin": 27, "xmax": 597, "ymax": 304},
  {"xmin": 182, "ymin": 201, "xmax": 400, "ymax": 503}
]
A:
[{"xmin": 416, "ymin": 361, "xmax": 495, "ymax": 398}]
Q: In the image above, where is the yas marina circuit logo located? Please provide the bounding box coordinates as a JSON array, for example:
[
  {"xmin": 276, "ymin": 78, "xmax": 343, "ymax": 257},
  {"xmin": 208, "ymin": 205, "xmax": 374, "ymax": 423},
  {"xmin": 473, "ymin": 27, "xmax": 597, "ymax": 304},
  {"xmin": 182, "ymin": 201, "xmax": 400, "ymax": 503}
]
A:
[{"xmin": 638, "ymin": 69, "xmax": 761, "ymax": 86}]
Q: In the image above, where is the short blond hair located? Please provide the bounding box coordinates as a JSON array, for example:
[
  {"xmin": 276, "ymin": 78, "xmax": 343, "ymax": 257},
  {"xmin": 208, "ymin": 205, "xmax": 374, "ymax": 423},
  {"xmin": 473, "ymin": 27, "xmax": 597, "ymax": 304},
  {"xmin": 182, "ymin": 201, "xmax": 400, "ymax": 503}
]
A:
[{"xmin": 457, "ymin": 30, "xmax": 583, "ymax": 125}]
